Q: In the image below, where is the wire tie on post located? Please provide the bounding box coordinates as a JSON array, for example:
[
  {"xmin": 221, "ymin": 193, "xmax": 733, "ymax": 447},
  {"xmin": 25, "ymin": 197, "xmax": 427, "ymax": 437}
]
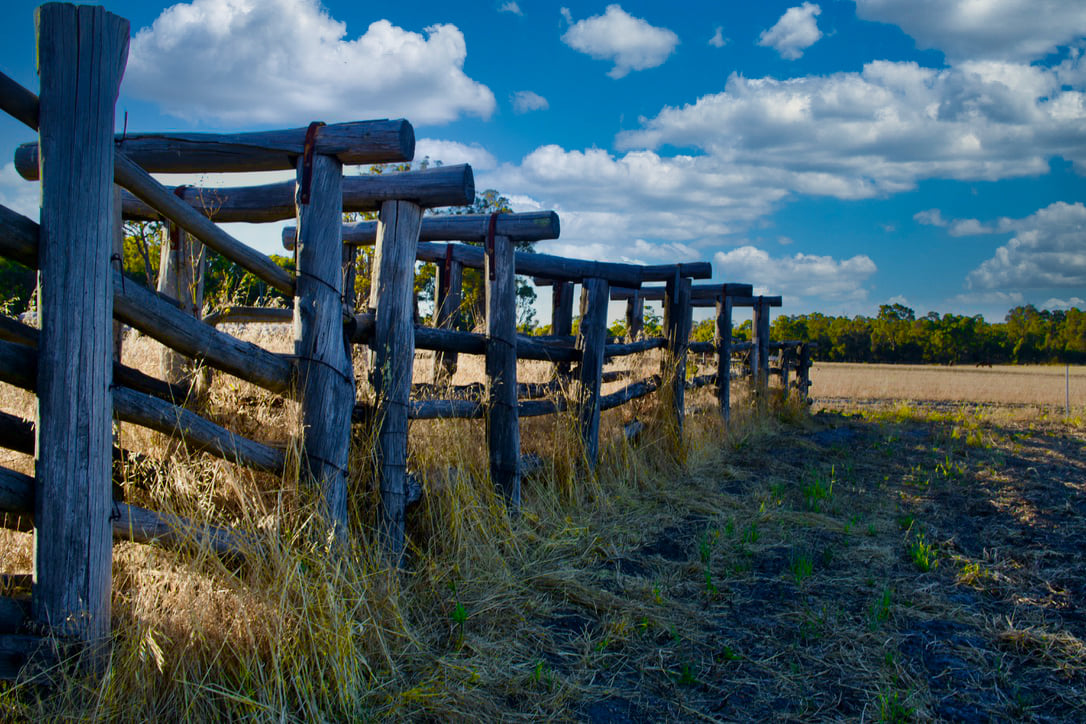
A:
[{"xmin": 299, "ymin": 121, "xmax": 325, "ymax": 206}]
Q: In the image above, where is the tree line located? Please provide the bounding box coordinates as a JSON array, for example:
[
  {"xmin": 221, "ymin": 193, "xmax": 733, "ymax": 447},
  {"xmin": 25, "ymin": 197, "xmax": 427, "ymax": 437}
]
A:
[{"xmin": 751, "ymin": 303, "xmax": 1086, "ymax": 365}]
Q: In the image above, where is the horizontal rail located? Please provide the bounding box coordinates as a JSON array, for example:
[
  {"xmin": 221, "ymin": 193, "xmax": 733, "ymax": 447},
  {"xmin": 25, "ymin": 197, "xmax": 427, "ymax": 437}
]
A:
[
  {"xmin": 0, "ymin": 71, "xmax": 39, "ymax": 129},
  {"xmin": 686, "ymin": 373, "xmax": 717, "ymax": 390},
  {"xmin": 124, "ymin": 164, "xmax": 475, "ymax": 223},
  {"xmin": 15, "ymin": 119, "xmax": 414, "ymax": 178},
  {"xmin": 638, "ymin": 262, "xmax": 713, "ymax": 281},
  {"xmin": 688, "ymin": 341, "xmax": 714, "ymax": 355},
  {"xmin": 611, "ymin": 282, "xmax": 753, "ymax": 301},
  {"xmin": 0, "ymin": 315, "xmax": 188, "ymax": 402},
  {"xmin": 696, "ymin": 295, "xmax": 782, "ymax": 308},
  {"xmin": 599, "ymin": 376, "xmax": 660, "ymax": 411},
  {"xmin": 283, "ymin": 211, "xmax": 561, "ymax": 248},
  {"xmin": 204, "ymin": 306, "xmax": 293, "ymax": 326},
  {"xmin": 0, "ymin": 338, "xmax": 284, "ymax": 474},
  {"xmin": 0, "ymin": 465, "xmax": 250, "ymax": 560},
  {"xmin": 416, "ymin": 242, "xmax": 644, "ymax": 287},
  {"xmin": 604, "ymin": 337, "xmax": 666, "ymax": 359}
]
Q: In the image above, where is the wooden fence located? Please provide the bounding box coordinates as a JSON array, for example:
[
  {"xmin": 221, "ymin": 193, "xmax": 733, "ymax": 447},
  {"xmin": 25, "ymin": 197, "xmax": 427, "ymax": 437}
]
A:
[{"xmin": 0, "ymin": 3, "xmax": 809, "ymax": 678}]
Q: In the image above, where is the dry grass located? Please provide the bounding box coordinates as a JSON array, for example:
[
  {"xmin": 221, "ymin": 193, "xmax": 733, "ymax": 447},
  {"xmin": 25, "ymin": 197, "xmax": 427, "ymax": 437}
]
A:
[
  {"xmin": 2, "ymin": 328, "xmax": 1084, "ymax": 720},
  {"xmin": 812, "ymin": 362, "xmax": 1086, "ymax": 410}
]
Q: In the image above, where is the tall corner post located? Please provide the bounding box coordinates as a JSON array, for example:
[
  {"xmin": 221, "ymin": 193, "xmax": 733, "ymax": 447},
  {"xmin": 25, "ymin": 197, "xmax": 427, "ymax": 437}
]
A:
[
  {"xmin": 576, "ymin": 277, "xmax": 609, "ymax": 469},
  {"xmin": 33, "ymin": 3, "xmax": 129, "ymax": 650},
  {"xmin": 293, "ymin": 151, "xmax": 352, "ymax": 533},
  {"xmin": 485, "ymin": 231, "xmax": 520, "ymax": 509},
  {"xmin": 715, "ymin": 294, "xmax": 733, "ymax": 424},
  {"xmin": 370, "ymin": 200, "xmax": 423, "ymax": 562},
  {"xmin": 663, "ymin": 275, "xmax": 692, "ymax": 439}
]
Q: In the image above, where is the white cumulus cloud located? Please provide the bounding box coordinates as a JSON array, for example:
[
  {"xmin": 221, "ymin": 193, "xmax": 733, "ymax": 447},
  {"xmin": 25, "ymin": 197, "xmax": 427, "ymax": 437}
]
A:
[
  {"xmin": 617, "ymin": 58, "xmax": 1086, "ymax": 197},
  {"xmin": 124, "ymin": 0, "xmax": 495, "ymax": 127},
  {"xmin": 758, "ymin": 3, "xmax": 823, "ymax": 60},
  {"xmin": 1042, "ymin": 296, "xmax": 1086, "ymax": 311},
  {"xmin": 415, "ymin": 139, "xmax": 497, "ymax": 170},
  {"xmin": 709, "ymin": 27, "xmax": 727, "ymax": 48},
  {"xmin": 712, "ymin": 246, "xmax": 877, "ymax": 305},
  {"xmin": 966, "ymin": 202, "xmax": 1086, "ymax": 290},
  {"xmin": 498, "ymin": 2, "xmax": 523, "ymax": 16},
  {"xmin": 561, "ymin": 4, "xmax": 679, "ymax": 79},
  {"xmin": 511, "ymin": 90, "xmax": 549, "ymax": 114},
  {"xmin": 854, "ymin": 0, "xmax": 1086, "ymax": 62}
]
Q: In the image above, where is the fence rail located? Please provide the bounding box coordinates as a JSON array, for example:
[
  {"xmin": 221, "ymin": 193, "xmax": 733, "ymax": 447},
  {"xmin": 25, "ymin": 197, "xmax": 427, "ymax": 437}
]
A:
[{"xmin": 0, "ymin": 3, "xmax": 810, "ymax": 679}]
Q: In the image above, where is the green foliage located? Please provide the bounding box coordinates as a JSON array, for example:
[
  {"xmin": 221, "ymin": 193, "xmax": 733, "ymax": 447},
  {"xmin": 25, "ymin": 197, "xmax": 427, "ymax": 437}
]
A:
[{"xmin": 772, "ymin": 303, "xmax": 1086, "ymax": 365}]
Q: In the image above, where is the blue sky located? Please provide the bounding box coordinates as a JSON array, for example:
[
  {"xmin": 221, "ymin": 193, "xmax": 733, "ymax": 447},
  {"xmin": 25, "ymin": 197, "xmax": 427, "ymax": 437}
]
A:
[{"xmin": 1, "ymin": 0, "xmax": 1085, "ymax": 323}]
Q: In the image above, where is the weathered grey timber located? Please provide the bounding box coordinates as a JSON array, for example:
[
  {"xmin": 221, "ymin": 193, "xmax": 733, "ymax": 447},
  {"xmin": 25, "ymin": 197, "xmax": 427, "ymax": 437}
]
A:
[
  {"xmin": 752, "ymin": 298, "xmax": 772, "ymax": 398},
  {"xmin": 716, "ymin": 295, "xmax": 733, "ymax": 423},
  {"xmin": 0, "ymin": 410, "xmax": 34, "ymax": 456},
  {"xmin": 204, "ymin": 306, "xmax": 293, "ymax": 326},
  {"xmin": 686, "ymin": 374, "xmax": 717, "ymax": 390},
  {"xmin": 113, "ymin": 153, "xmax": 295, "ymax": 295},
  {"xmin": 432, "ymin": 255, "xmax": 463, "ymax": 384},
  {"xmin": 0, "ymin": 70, "xmax": 39, "ymax": 130},
  {"xmin": 0, "ymin": 337, "xmax": 282, "ymax": 474},
  {"xmin": 283, "ymin": 210, "xmax": 561, "ymax": 248},
  {"xmin": 551, "ymin": 281, "xmax": 575, "ymax": 377},
  {"xmin": 0, "ymin": 316, "xmax": 187, "ymax": 402},
  {"xmin": 687, "ymin": 342, "xmax": 715, "ymax": 355},
  {"xmin": 599, "ymin": 376, "xmax": 660, "ymax": 412},
  {"xmin": 729, "ymin": 295, "xmax": 783, "ymax": 308},
  {"xmin": 113, "ymin": 271, "xmax": 293, "ymax": 395},
  {"xmin": 113, "ymin": 387, "xmax": 284, "ymax": 474},
  {"xmin": 0, "ymin": 464, "xmax": 249, "ymax": 560},
  {"xmin": 416, "ymin": 242, "xmax": 643, "ymax": 287},
  {"xmin": 124, "ymin": 164, "xmax": 474, "ymax": 223},
  {"xmin": 33, "ymin": 3, "xmax": 128, "ymax": 646},
  {"xmin": 611, "ymin": 282, "xmax": 754, "ymax": 302},
  {"xmin": 293, "ymin": 154, "xmax": 352, "ymax": 530},
  {"xmin": 410, "ymin": 398, "xmax": 482, "ymax": 420},
  {"xmin": 0, "ymin": 205, "xmax": 39, "ymax": 267},
  {"xmin": 370, "ymin": 200, "xmax": 423, "ymax": 561},
  {"xmin": 603, "ymin": 337, "xmax": 666, "ymax": 358},
  {"xmin": 111, "ymin": 185, "xmax": 124, "ymax": 363},
  {"xmin": 16, "ymin": 119, "xmax": 413, "ymax": 178},
  {"xmin": 412, "ymin": 380, "xmax": 559, "ymax": 401},
  {"xmin": 663, "ymin": 277, "xmax": 693, "ymax": 436},
  {"xmin": 157, "ymin": 225, "xmax": 205, "ymax": 383},
  {"xmin": 576, "ymin": 278, "xmax": 610, "ymax": 468},
  {"xmin": 639, "ymin": 262, "xmax": 713, "ymax": 281},
  {"xmin": 731, "ymin": 341, "xmax": 754, "ymax": 353},
  {"xmin": 485, "ymin": 232, "xmax": 520, "ymax": 508},
  {"xmin": 797, "ymin": 343, "xmax": 812, "ymax": 399},
  {"xmin": 625, "ymin": 291, "xmax": 644, "ymax": 339}
]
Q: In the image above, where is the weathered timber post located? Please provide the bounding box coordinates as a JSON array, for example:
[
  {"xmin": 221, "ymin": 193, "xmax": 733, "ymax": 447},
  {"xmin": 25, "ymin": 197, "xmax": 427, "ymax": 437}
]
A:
[
  {"xmin": 625, "ymin": 290, "xmax": 644, "ymax": 340},
  {"xmin": 663, "ymin": 275, "xmax": 692, "ymax": 438},
  {"xmin": 371, "ymin": 200, "xmax": 423, "ymax": 561},
  {"xmin": 715, "ymin": 294, "xmax": 733, "ymax": 424},
  {"xmin": 111, "ymin": 185, "xmax": 125, "ymax": 363},
  {"xmin": 293, "ymin": 150, "xmax": 352, "ymax": 532},
  {"xmin": 552, "ymin": 281, "xmax": 574, "ymax": 378},
  {"xmin": 752, "ymin": 297, "xmax": 771, "ymax": 400},
  {"xmin": 780, "ymin": 346, "xmax": 791, "ymax": 392},
  {"xmin": 576, "ymin": 277, "xmax": 609, "ymax": 468},
  {"xmin": 485, "ymin": 227, "xmax": 520, "ymax": 508},
  {"xmin": 797, "ymin": 342, "xmax": 811, "ymax": 400},
  {"xmin": 432, "ymin": 250, "xmax": 463, "ymax": 385},
  {"xmin": 34, "ymin": 3, "xmax": 128, "ymax": 650},
  {"xmin": 157, "ymin": 224, "xmax": 205, "ymax": 385}
]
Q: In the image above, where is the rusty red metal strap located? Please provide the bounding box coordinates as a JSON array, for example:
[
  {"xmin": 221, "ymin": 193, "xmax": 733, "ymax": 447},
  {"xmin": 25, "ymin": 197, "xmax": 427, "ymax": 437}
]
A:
[
  {"xmin": 298, "ymin": 121, "xmax": 325, "ymax": 205},
  {"xmin": 485, "ymin": 212, "xmax": 500, "ymax": 281},
  {"xmin": 168, "ymin": 185, "xmax": 189, "ymax": 251}
]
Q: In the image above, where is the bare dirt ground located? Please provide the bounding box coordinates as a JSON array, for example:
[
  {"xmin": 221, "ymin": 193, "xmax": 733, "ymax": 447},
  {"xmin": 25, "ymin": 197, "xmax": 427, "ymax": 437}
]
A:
[{"xmin": 515, "ymin": 403, "xmax": 1086, "ymax": 722}]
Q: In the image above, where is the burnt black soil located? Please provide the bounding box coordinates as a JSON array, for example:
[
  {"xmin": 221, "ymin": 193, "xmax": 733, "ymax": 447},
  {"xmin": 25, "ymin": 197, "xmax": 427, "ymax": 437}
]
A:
[{"xmin": 526, "ymin": 408, "xmax": 1086, "ymax": 721}]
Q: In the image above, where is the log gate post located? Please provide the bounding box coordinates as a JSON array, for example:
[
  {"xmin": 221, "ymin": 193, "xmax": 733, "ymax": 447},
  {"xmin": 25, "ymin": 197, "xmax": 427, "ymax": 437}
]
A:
[
  {"xmin": 576, "ymin": 277, "xmax": 609, "ymax": 469},
  {"xmin": 370, "ymin": 200, "xmax": 423, "ymax": 562},
  {"xmin": 715, "ymin": 293, "xmax": 733, "ymax": 424},
  {"xmin": 625, "ymin": 290, "xmax": 644, "ymax": 340},
  {"xmin": 432, "ymin": 249, "xmax": 463, "ymax": 385},
  {"xmin": 157, "ymin": 224, "xmax": 205, "ymax": 385},
  {"xmin": 797, "ymin": 342, "xmax": 811, "ymax": 400},
  {"xmin": 551, "ymin": 280, "xmax": 574, "ymax": 378},
  {"xmin": 34, "ymin": 2, "xmax": 129, "ymax": 652},
  {"xmin": 752, "ymin": 297, "xmax": 771, "ymax": 400},
  {"xmin": 663, "ymin": 275, "xmax": 692, "ymax": 438},
  {"xmin": 293, "ymin": 148, "xmax": 353, "ymax": 533},
  {"xmin": 485, "ymin": 225, "xmax": 520, "ymax": 508}
]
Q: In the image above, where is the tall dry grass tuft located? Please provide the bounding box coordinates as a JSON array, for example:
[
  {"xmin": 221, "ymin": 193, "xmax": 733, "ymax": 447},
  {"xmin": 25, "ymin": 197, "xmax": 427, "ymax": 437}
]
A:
[{"xmin": 0, "ymin": 327, "xmax": 799, "ymax": 720}]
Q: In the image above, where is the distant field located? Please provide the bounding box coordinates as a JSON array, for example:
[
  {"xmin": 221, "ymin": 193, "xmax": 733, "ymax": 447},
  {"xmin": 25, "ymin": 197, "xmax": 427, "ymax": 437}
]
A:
[{"xmin": 811, "ymin": 362, "xmax": 1086, "ymax": 410}]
